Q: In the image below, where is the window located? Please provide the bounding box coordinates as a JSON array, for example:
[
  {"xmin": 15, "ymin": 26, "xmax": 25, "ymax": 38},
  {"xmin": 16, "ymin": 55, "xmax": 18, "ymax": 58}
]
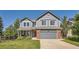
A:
[
  {"xmin": 24, "ymin": 22, "xmax": 26, "ymax": 26},
  {"xmin": 27, "ymin": 22, "xmax": 29, "ymax": 26},
  {"xmin": 42, "ymin": 20, "xmax": 46, "ymax": 25},
  {"xmin": 50, "ymin": 20, "xmax": 55, "ymax": 25}
]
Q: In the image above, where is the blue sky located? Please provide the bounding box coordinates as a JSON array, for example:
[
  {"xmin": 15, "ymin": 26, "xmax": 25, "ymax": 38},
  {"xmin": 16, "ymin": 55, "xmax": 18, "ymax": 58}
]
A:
[{"xmin": 0, "ymin": 10, "xmax": 79, "ymax": 30}]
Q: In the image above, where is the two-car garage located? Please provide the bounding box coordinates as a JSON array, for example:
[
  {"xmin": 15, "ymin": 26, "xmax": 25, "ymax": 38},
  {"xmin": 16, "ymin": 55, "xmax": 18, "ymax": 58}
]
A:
[
  {"xmin": 36, "ymin": 30, "xmax": 62, "ymax": 39},
  {"xmin": 39, "ymin": 30, "xmax": 57, "ymax": 39}
]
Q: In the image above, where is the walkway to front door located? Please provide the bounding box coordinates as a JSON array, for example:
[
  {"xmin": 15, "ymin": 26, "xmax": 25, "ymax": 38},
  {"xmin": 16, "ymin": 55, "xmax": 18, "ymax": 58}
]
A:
[{"xmin": 40, "ymin": 39, "xmax": 79, "ymax": 49}]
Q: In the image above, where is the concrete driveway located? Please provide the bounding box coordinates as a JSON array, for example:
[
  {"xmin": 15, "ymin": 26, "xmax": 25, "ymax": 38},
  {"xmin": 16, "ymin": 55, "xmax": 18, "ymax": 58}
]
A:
[{"xmin": 40, "ymin": 39, "xmax": 79, "ymax": 49}]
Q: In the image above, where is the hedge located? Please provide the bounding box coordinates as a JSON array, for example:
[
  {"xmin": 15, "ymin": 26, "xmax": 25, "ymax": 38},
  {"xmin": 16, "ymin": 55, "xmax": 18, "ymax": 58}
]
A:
[{"xmin": 67, "ymin": 35, "xmax": 79, "ymax": 42}]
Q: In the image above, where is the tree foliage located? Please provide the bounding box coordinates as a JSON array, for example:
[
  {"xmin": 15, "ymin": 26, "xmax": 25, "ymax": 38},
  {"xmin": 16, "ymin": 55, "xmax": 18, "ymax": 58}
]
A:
[
  {"xmin": 0, "ymin": 17, "xmax": 3, "ymax": 36},
  {"xmin": 4, "ymin": 18, "xmax": 20, "ymax": 36},
  {"xmin": 74, "ymin": 14, "xmax": 79, "ymax": 21},
  {"xmin": 14, "ymin": 18, "xmax": 20, "ymax": 29},
  {"xmin": 61, "ymin": 16, "xmax": 68, "ymax": 37},
  {"xmin": 4, "ymin": 25, "xmax": 16, "ymax": 37},
  {"xmin": 4, "ymin": 18, "xmax": 20, "ymax": 39},
  {"xmin": 72, "ymin": 14, "xmax": 79, "ymax": 36}
]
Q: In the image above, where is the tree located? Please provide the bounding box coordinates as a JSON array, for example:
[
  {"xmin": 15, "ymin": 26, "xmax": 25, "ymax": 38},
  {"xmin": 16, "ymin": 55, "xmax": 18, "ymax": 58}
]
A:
[
  {"xmin": 4, "ymin": 18, "xmax": 20, "ymax": 39},
  {"xmin": 4, "ymin": 25, "xmax": 16, "ymax": 39},
  {"xmin": 74, "ymin": 14, "xmax": 79, "ymax": 21},
  {"xmin": 14, "ymin": 18, "xmax": 20, "ymax": 29},
  {"xmin": 72, "ymin": 14, "xmax": 79, "ymax": 36},
  {"xmin": 61, "ymin": 16, "xmax": 68, "ymax": 38},
  {"xmin": 72, "ymin": 23, "xmax": 79, "ymax": 35},
  {"xmin": 13, "ymin": 18, "xmax": 20, "ymax": 37},
  {"xmin": 0, "ymin": 17, "xmax": 3, "ymax": 36}
]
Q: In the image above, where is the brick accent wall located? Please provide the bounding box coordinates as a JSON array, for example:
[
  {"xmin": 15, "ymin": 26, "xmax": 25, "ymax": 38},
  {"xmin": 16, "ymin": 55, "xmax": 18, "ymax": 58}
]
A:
[
  {"xmin": 36, "ymin": 30, "xmax": 40, "ymax": 39},
  {"xmin": 36, "ymin": 30, "xmax": 62, "ymax": 39},
  {"xmin": 56, "ymin": 30, "xmax": 62, "ymax": 39}
]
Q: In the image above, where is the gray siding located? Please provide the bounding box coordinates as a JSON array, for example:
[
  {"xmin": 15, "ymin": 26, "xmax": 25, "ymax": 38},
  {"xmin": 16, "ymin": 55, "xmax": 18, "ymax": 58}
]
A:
[
  {"xmin": 20, "ymin": 19, "xmax": 33, "ymax": 27},
  {"xmin": 19, "ymin": 12, "xmax": 61, "ymax": 29},
  {"xmin": 36, "ymin": 13, "xmax": 61, "ymax": 28}
]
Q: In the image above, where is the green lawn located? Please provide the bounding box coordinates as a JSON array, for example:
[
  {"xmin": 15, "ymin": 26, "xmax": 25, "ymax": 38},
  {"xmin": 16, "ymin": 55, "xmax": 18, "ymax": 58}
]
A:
[
  {"xmin": 0, "ymin": 40, "xmax": 40, "ymax": 49},
  {"xmin": 63, "ymin": 39, "xmax": 79, "ymax": 46}
]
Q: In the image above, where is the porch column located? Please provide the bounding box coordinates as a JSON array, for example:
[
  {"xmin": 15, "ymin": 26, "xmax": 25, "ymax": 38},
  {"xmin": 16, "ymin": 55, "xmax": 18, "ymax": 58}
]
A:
[
  {"xmin": 26, "ymin": 31, "xmax": 27, "ymax": 36},
  {"xmin": 30, "ymin": 31, "xmax": 32, "ymax": 37},
  {"xmin": 19, "ymin": 30, "xmax": 21, "ymax": 37},
  {"xmin": 18, "ymin": 30, "xmax": 19, "ymax": 37}
]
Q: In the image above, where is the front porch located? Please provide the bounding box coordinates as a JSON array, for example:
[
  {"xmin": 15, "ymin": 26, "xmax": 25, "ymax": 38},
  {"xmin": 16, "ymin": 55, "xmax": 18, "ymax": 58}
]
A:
[{"xmin": 17, "ymin": 30, "xmax": 36, "ymax": 37}]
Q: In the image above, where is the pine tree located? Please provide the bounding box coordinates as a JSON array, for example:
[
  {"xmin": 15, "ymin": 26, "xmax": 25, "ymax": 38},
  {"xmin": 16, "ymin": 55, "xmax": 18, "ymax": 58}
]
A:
[
  {"xmin": 14, "ymin": 18, "xmax": 20, "ymax": 29},
  {"xmin": 0, "ymin": 17, "xmax": 3, "ymax": 36}
]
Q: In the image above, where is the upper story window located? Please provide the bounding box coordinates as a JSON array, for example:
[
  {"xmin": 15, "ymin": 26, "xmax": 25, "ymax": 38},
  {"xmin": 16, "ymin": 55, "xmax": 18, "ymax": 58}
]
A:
[
  {"xmin": 27, "ymin": 22, "xmax": 29, "ymax": 26},
  {"xmin": 50, "ymin": 20, "xmax": 55, "ymax": 25},
  {"xmin": 42, "ymin": 20, "xmax": 46, "ymax": 25},
  {"xmin": 24, "ymin": 22, "xmax": 26, "ymax": 26}
]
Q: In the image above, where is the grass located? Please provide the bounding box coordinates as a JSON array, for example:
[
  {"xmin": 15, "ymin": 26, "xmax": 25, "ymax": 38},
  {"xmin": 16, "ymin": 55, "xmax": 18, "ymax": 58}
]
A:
[
  {"xmin": 0, "ymin": 39, "xmax": 40, "ymax": 49},
  {"xmin": 63, "ymin": 39, "xmax": 79, "ymax": 46}
]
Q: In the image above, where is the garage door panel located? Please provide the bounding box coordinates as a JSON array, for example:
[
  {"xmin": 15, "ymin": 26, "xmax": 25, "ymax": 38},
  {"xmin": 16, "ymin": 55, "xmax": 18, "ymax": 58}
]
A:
[{"xmin": 40, "ymin": 30, "xmax": 56, "ymax": 39}]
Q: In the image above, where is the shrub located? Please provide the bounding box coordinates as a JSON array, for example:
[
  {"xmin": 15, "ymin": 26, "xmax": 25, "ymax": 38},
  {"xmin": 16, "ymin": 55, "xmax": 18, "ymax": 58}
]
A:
[
  {"xmin": 17, "ymin": 36, "xmax": 25, "ymax": 40},
  {"xmin": 17, "ymin": 36, "xmax": 32, "ymax": 40},
  {"xmin": 66, "ymin": 35, "xmax": 79, "ymax": 42},
  {"xmin": 25, "ymin": 36, "xmax": 32, "ymax": 40}
]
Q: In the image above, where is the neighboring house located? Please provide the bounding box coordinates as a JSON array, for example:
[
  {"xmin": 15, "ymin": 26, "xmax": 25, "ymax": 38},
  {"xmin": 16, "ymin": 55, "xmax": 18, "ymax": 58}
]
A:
[{"xmin": 17, "ymin": 11, "xmax": 62, "ymax": 39}]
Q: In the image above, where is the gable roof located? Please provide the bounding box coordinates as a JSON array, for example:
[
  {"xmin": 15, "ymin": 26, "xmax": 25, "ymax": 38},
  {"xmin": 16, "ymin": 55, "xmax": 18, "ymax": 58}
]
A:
[
  {"xmin": 20, "ymin": 11, "xmax": 60, "ymax": 23},
  {"xmin": 20, "ymin": 17, "xmax": 33, "ymax": 22},
  {"xmin": 36, "ymin": 11, "xmax": 60, "ymax": 21}
]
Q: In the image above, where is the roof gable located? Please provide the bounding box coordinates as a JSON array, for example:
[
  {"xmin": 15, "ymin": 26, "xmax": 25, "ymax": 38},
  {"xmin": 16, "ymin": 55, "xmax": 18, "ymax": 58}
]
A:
[
  {"xmin": 36, "ymin": 11, "xmax": 60, "ymax": 21},
  {"xmin": 20, "ymin": 17, "xmax": 33, "ymax": 22},
  {"xmin": 20, "ymin": 11, "xmax": 60, "ymax": 22}
]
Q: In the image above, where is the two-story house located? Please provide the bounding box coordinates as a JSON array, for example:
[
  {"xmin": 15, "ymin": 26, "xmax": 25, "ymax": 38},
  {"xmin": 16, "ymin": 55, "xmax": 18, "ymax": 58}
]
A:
[{"xmin": 17, "ymin": 11, "xmax": 62, "ymax": 39}]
